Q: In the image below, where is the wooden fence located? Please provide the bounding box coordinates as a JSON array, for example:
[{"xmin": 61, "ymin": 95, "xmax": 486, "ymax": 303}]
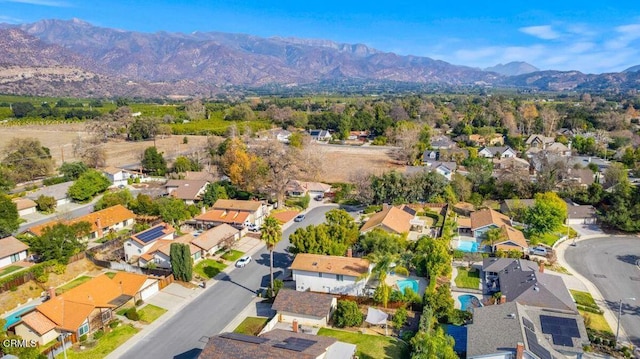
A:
[
  {"xmin": 157, "ymin": 274, "xmax": 175, "ymax": 290},
  {"xmin": 41, "ymin": 333, "xmax": 77, "ymax": 359}
]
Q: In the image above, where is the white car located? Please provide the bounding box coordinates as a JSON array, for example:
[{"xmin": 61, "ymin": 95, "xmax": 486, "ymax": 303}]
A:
[
  {"xmin": 294, "ymin": 214, "xmax": 305, "ymax": 222},
  {"xmin": 235, "ymin": 255, "xmax": 252, "ymax": 268},
  {"xmin": 530, "ymin": 246, "xmax": 548, "ymax": 256},
  {"xmin": 246, "ymin": 223, "xmax": 260, "ymax": 232}
]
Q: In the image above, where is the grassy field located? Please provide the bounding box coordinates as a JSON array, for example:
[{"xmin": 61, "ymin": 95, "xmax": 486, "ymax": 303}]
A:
[
  {"xmin": 233, "ymin": 317, "xmax": 269, "ymax": 336},
  {"xmin": 221, "ymin": 250, "xmax": 245, "ymax": 262},
  {"xmin": 570, "ymin": 290, "xmax": 598, "ymax": 308},
  {"xmin": 138, "ymin": 304, "xmax": 167, "ymax": 324},
  {"xmin": 454, "ymin": 267, "xmax": 480, "ymax": 289},
  {"xmin": 0, "ymin": 265, "xmax": 23, "ymax": 277},
  {"xmin": 56, "ymin": 275, "xmax": 92, "ymax": 295},
  {"xmin": 318, "ymin": 328, "xmax": 410, "ymax": 359},
  {"xmin": 193, "ymin": 259, "xmax": 227, "ymax": 279},
  {"xmin": 67, "ymin": 324, "xmax": 138, "ymax": 359}
]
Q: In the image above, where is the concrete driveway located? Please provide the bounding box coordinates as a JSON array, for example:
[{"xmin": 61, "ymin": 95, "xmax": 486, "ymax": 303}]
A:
[
  {"xmin": 147, "ymin": 283, "xmax": 198, "ymax": 311},
  {"xmin": 571, "ymin": 223, "xmax": 605, "ymax": 237}
]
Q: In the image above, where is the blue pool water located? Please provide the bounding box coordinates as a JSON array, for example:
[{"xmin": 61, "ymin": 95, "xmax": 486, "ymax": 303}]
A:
[
  {"xmin": 458, "ymin": 294, "xmax": 482, "ymax": 311},
  {"xmin": 3, "ymin": 305, "xmax": 36, "ymax": 330},
  {"xmin": 457, "ymin": 240, "xmax": 479, "ymax": 252},
  {"xmin": 397, "ymin": 279, "xmax": 419, "ymax": 294}
]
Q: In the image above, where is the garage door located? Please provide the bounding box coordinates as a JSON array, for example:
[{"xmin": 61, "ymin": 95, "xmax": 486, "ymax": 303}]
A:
[{"xmin": 140, "ymin": 282, "xmax": 159, "ymax": 301}]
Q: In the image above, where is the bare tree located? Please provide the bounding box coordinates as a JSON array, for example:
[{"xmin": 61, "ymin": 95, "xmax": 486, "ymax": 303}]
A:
[
  {"xmin": 349, "ymin": 171, "xmax": 373, "ymax": 204},
  {"xmin": 540, "ymin": 106, "xmax": 560, "ymax": 137},
  {"xmin": 73, "ymin": 136, "xmax": 107, "ymax": 168},
  {"xmin": 185, "ymin": 99, "xmax": 206, "ymax": 120},
  {"xmin": 386, "ymin": 125, "xmax": 420, "ymax": 165}
]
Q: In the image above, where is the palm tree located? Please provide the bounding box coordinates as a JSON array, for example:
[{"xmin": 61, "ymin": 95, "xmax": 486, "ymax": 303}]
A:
[{"xmin": 261, "ymin": 216, "xmax": 282, "ymax": 292}]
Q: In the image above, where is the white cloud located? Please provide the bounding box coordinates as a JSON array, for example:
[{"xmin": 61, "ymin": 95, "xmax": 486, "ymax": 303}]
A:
[
  {"xmin": 519, "ymin": 25, "xmax": 560, "ymax": 40},
  {"xmin": 0, "ymin": 14, "xmax": 22, "ymax": 23},
  {"xmin": 3, "ymin": 0, "xmax": 69, "ymax": 7}
]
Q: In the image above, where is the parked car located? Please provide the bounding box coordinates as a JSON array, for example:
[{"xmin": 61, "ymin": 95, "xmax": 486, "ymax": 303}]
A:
[
  {"xmin": 235, "ymin": 255, "xmax": 252, "ymax": 268},
  {"xmin": 530, "ymin": 246, "xmax": 548, "ymax": 256},
  {"xmin": 246, "ymin": 223, "xmax": 260, "ymax": 232},
  {"xmin": 314, "ymin": 194, "xmax": 324, "ymax": 201},
  {"xmin": 294, "ymin": 214, "xmax": 305, "ymax": 222}
]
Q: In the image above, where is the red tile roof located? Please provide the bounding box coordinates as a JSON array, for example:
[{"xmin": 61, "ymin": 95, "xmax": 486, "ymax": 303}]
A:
[
  {"xmin": 290, "ymin": 253, "xmax": 370, "ymax": 277},
  {"xmin": 27, "ymin": 205, "xmax": 135, "ymax": 236}
]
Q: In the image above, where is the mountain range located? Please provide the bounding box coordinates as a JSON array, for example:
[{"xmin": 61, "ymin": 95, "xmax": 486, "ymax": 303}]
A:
[{"xmin": 0, "ymin": 18, "xmax": 639, "ymax": 97}]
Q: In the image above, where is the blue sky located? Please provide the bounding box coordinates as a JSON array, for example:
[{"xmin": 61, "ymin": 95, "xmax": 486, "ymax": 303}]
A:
[{"xmin": 1, "ymin": 0, "xmax": 640, "ymax": 74}]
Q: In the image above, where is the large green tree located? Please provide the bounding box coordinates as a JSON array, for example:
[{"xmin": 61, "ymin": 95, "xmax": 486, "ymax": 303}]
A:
[
  {"xmin": 261, "ymin": 216, "xmax": 282, "ymax": 291},
  {"xmin": 333, "ymin": 300, "xmax": 363, "ymax": 328},
  {"xmin": 412, "ymin": 236, "xmax": 452, "ymax": 290},
  {"xmin": 359, "ymin": 228, "xmax": 408, "ymax": 256},
  {"xmin": 201, "ymin": 182, "xmax": 229, "ymax": 207},
  {"xmin": 170, "ymin": 242, "xmax": 193, "ymax": 281},
  {"xmin": 94, "ymin": 189, "xmax": 134, "ymax": 210},
  {"xmin": 523, "ymin": 192, "xmax": 567, "ymax": 235},
  {"xmin": 141, "ymin": 146, "xmax": 167, "ymax": 176},
  {"xmin": 0, "ymin": 195, "xmax": 19, "ymax": 237},
  {"xmin": 67, "ymin": 169, "xmax": 111, "ymax": 202},
  {"xmin": 600, "ymin": 179, "xmax": 640, "ymax": 232},
  {"xmin": 58, "ymin": 161, "xmax": 88, "ymax": 181},
  {"xmin": 156, "ymin": 197, "xmax": 192, "ymax": 225},
  {"xmin": 410, "ymin": 307, "xmax": 458, "ymax": 359},
  {"xmin": 27, "ymin": 222, "xmax": 90, "ymax": 263},
  {"xmin": 289, "ymin": 209, "xmax": 358, "ymax": 256}
]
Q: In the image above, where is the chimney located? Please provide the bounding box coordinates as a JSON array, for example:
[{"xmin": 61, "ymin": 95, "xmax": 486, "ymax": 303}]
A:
[
  {"xmin": 499, "ymin": 295, "xmax": 506, "ymax": 304},
  {"xmin": 47, "ymin": 287, "xmax": 56, "ymax": 299},
  {"xmin": 539, "ymin": 262, "xmax": 544, "ymax": 273},
  {"xmin": 516, "ymin": 342, "xmax": 524, "ymax": 359},
  {"xmin": 96, "ymin": 217, "xmax": 103, "ymax": 238},
  {"xmin": 201, "ymin": 206, "xmax": 206, "ymax": 215},
  {"xmin": 292, "ymin": 319, "xmax": 298, "ymax": 333},
  {"xmin": 347, "ymin": 248, "xmax": 352, "ymax": 258}
]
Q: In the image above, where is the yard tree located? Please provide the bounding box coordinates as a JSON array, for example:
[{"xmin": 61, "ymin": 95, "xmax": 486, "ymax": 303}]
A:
[
  {"xmin": 333, "ymin": 300, "xmax": 363, "ymax": 328},
  {"xmin": 170, "ymin": 242, "xmax": 193, "ymax": 281},
  {"xmin": 27, "ymin": 222, "xmax": 91, "ymax": 263},
  {"xmin": 2, "ymin": 137, "xmax": 54, "ymax": 183},
  {"xmin": 358, "ymin": 228, "xmax": 408, "ymax": 256},
  {"xmin": 261, "ymin": 216, "xmax": 282, "ymax": 292},
  {"xmin": 523, "ymin": 192, "xmax": 567, "ymax": 235},
  {"xmin": 201, "ymin": 182, "xmax": 229, "ymax": 207},
  {"xmin": 462, "ymin": 157, "xmax": 494, "ymax": 195},
  {"xmin": 58, "ymin": 161, "xmax": 88, "ymax": 181},
  {"xmin": 600, "ymin": 178, "xmax": 640, "ymax": 232},
  {"xmin": 218, "ymin": 138, "xmax": 259, "ymax": 191},
  {"xmin": 94, "ymin": 189, "xmax": 134, "ymax": 210},
  {"xmin": 412, "ymin": 236, "xmax": 451, "ymax": 290},
  {"xmin": 156, "ymin": 197, "xmax": 191, "ymax": 225},
  {"xmin": 0, "ymin": 194, "xmax": 19, "ymax": 237},
  {"xmin": 172, "ymin": 155, "xmax": 200, "ymax": 173},
  {"xmin": 67, "ymin": 169, "xmax": 111, "ymax": 202},
  {"xmin": 130, "ymin": 193, "xmax": 159, "ymax": 215},
  {"xmin": 481, "ymin": 227, "xmax": 506, "ymax": 249},
  {"xmin": 0, "ymin": 165, "xmax": 14, "ymax": 193},
  {"xmin": 141, "ymin": 146, "xmax": 167, "ymax": 176},
  {"xmin": 423, "ymin": 283, "xmax": 454, "ymax": 323},
  {"xmin": 603, "ymin": 162, "xmax": 627, "ymax": 189},
  {"xmin": 35, "ymin": 195, "xmax": 57, "ymax": 213},
  {"xmin": 127, "ymin": 117, "xmax": 160, "ymax": 141}
]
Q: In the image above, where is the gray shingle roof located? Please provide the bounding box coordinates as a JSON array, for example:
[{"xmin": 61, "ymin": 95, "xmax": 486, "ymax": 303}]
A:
[
  {"xmin": 271, "ymin": 290, "xmax": 336, "ymax": 318},
  {"xmin": 26, "ymin": 181, "xmax": 73, "ymax": 201}
]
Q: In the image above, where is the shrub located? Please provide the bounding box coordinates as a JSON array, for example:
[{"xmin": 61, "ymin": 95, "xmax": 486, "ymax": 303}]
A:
[
  {"xmin": 266, "ymin": 279, "xmax": 284, "ymax": 299},
  {"xmin": 35, "ymin": 195, "xmax": 57, "ymax": 213},
  {"xmin": 363, "ymin": 205, "xmax": 382, "ymax": 214},
  {"xmin": 79, "ymin": 334, "xmax": 87, "ymax": 342},
  {"xmin": 10, "ymin": 285, "xmax": 17, "ymax": 292},
  {"xmin": 300, "ymin": 193, "xmax": 311, "ymax": 209},
  {"xmin": 93, "ymin": 330, "xmax": 104, "ymax": 340},
  {"xmin": 52, "ymin": 263, "xmax": 66, "ymax": 275},
  {"xmin": 135, "ymin": 299, "xmax": 144, "ymax": 307},
  {"xmin": 401, "ymin": 330, "xmax": 416, "ymax": 342},
  {"xmin": 389, "ymin": 290, "xmax": 404, "ymax": 303},
  {"xmin": 393, "ymin": 307, "xmax": 408, "ymax": 328},
  {"xmin": 109, "ymin": 320, "xmax": 120, "ymax": 329},
  {"xmin": 125, "ymin": 307, "xmax": 140, "ymax": 321},
  {"xmin": 393, "ymin": 265, "xmax": 409, "ymax": 276},
  {"xmin": 333, "ymin": 300, "xmax": 363, "ymax": 328},
  {"xmin": 183, "ymin": 136, "xmax": 189, "ymax": 144}
]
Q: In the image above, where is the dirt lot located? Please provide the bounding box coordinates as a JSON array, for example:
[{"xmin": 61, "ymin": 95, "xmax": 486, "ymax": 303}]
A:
[{"xmin": 0, "ymin": 123, "xmax": 401, "ymax": 182}]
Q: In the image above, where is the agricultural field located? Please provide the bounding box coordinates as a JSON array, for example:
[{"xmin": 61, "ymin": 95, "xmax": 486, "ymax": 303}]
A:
[{"xmin": 315, "ymin": 144, "xmax": 401, "ymax": 183}]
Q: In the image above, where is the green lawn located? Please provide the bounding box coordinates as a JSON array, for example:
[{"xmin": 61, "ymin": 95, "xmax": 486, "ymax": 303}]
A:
[
  {"xmin": 193, "ymin": 259, "xmax": 227, "ymax": 279},
  {"xmin": 570, "ymin": 290, "xmax": 598, "ymax": 308},
  {"xmin": 104, "ymin": 272, "xmax": 117, "ymax": 279},
  {"xmin": 0, "ymin": 265, "xmax": 23, "ymax": 277},
  {"xmin": 56, "ymin": 276, "xmax": 92, "ymax": 295},
  {"xmin": 529, "ymin": 226, "xmax": 577, "ymax": 247},
  {"xmin": 222, "ymin": 250, "xmax": 244, "ymax": 262},
  {"xmin": 580, "ymin": 310, "xmax": 613, "ymax": 334},
  {"xmin": 66, "ymin": 324, "xmax": 138, "ymax": 359},
  {"xmin": 454, "ymin": 267, "xmax": 480, "ymax": 289},
  {"xmin": 233, "ymin": 317, "xmax": 269, "ymax": 336},
  {"xmin": 116, "ymin": 307, "xmax": 131, "ymax": 316},
  {"xmin": 318, "ymin": 328, "xmax": 410, "ymax": 359},
  {"xmin": 138, "ymin": 304, "xmax": 167, "ymax": 324}
]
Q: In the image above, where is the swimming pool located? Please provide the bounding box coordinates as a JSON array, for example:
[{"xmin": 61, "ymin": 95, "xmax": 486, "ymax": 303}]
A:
[
  {"xmin": 3, "ymin": 305, "xmax": 36, "ymax": 330},
  {"xmin": 456, "ymin": 240, "xmax": 479, "ymax": 252},
  {"xmin": 458, "ymin": 294, "xmax": 482, "ymax": 311},
  {"xmin": 397, "ymin": 279, "xmax": 419, "ymax": 294}
]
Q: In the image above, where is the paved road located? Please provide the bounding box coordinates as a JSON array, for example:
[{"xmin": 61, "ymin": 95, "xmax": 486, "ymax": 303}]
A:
[
  {"xmin": 118, "ymin": 204, "xmax": 339, "ymax": 359},
  {"xmin": 564, "ymin": 237, "xmax": 640, "ymax": 346}
]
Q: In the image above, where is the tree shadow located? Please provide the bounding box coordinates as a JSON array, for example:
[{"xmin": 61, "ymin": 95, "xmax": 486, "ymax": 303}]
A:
[
  {"xmin": 616, "ymin": 254, "xmax": 640, "ymax": 266},
  {"xmin": 603, "ymin": 300, "xmax": 640, "ymax": 317},
  {"xmin": 254, "ymin": 252, "xmax": 294, "ymax": 269},
  {"xmin": 219, "ymin": 273, "xmax": 258, "ymax": 295},
  {"xmin": 173, "ymin": 348, "xmax": 202, "ymax": 359}
]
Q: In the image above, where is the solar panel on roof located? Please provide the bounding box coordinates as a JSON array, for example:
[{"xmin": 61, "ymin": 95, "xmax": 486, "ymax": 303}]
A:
[
  {"xmin": 523, "ymin": 317, "xmax": 535, "ymax": 331},
  {"xmin": 219, "ymin": 332, "xmax": 269, "ymax": 344},
  {"xmin": 135, "ymin": 226, "xmax": 166, "ymax": 243},
  {"xmin": 524, "ymin": 327, "xmax": 553, "ymax": 359},
  {"xmin": 552, "ymin": 335, "xmax": 574, "ymax": 347},
  {"xmin": 540, "ymin": 315, "xmax": 580, "ymax": 348},
  {"xmin": 272, "ymin": 337, "xmax": 317, "ymax": 352}
]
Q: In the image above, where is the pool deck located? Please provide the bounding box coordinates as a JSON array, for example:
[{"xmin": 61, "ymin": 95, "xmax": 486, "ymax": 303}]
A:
[{"xmin": 384, "ymin": 273, "xmax": 428, "ymax": 296}]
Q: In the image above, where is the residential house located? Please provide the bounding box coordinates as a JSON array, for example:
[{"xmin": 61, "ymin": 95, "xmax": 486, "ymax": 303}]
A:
[
  {"xmin": 422, "ymin": 150, "xmax": 439, "ymax": 163},
  {"xmin": 567, "ymin": 156, "xmax": 610, "ymax": 172},
  {"xmin": 348, "ymin": 130, "xmax": 369, "ymax": 141},
  {"xmin": 190, "ymin": 224, "xmax": 241, "ymax": 257},
  {"xmin": 468, "ymin": 134, "xmax": 486, "ymax": 146},
  {"xmin": 25, "ymin": 181, "xmax": 73, "ymax": 207},
  {"xmin": 566, "ymin": 202, "xmax": 597, "ymax": 225},
  {"xmin": 195, "ymin": 199, "xmax": 268, "ymax": 229},
  {"xmin": 0, "ymin": 236, "xmax": 29, "ymax": 269},
  {"xmin": 199, "ymin": 329, "xmax": 356, "ymax": 359},
  {"xmin": 478, "ymin": 146, "xmax": 517, "ymax": 159},
  {"xmin": 453, "ymin": 202, "xmax": 475, "ymax": 217},
  {"xmin": 430, "ymin": 135, "xmax": 456, "ymax": 150},
  {"xmin": 102, "ymin": 166, "xmax": 130, "ymax": 187},
  {"xmin": 286, "ymin": 180, "xmax": 332, "ymax": 198},
  {"xmin": 526, "ymin": 134, "xmax": 555, "ymax": 148},
  {"xmin": 274, "ymin": 129, "xmax": 292, "ymax": 143},
  {"xmin": 359, "ymin": 205, "xmax": 415, "ymax": 235},
  {"xmin": 12, "ymin": 273, "xmax": 156, "ymax": 345},
  {"xmin": 165, "ymin": 180, "xmax": 209, "ymax": 205},
  {"xmin": 526, "ymin": 142, "xmax": 572, "ymax": 159},
  {"xmin": 483, "ymin": 258, "xmax": 577, "ymax": 312},
  {"xmin": 25, "ymin": 204, "xmax": 136, "ymax": 241},
  {"xmin": 500, "ymin": 199, "xmax": 535, "ymax": 218},
  {"xmin": 439, "ymin": 147, "xmax": 469, "ymax": 162},
  {"xmin": 471, "ymin": 208, "xmax": 528, "ymax": 253},
  {"xmin": 425, "ymin": 161, "xmax": 457, "ymax": 180},
  {"xmin": 309, "ymin": 129, "xmax": 331, "ymax": 141},
  {"xmin": 492, "ymin": 157, "xmax": 531, "ymax": 178},
  {"xmin": 124, "ymin": 223, "xmax": 176, "ymax": 262},
  {"xmin": 138, "ymin": 233, "xmax": 202, "ymax": 269},
  {"xmin": 183, "ymin": 171, "xmax": 219, "ymax": 182},
  {"xmin": 12, "ymin": 198, "xmax": 37, "ymax": 217},
  {"xmin": 272, "ymin": 290, "xmax": 337, "ymax": 327},
  {"xmin": 291, "ymin": 253, "xmax": 371, "ymax": 296},
  {"xmin": 467, "ymin": 301, "xmax": 588, "ymax": 359},
  {"xmin": 562, "ymin": 168, "xmax": 595, "ymax": 189}
]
